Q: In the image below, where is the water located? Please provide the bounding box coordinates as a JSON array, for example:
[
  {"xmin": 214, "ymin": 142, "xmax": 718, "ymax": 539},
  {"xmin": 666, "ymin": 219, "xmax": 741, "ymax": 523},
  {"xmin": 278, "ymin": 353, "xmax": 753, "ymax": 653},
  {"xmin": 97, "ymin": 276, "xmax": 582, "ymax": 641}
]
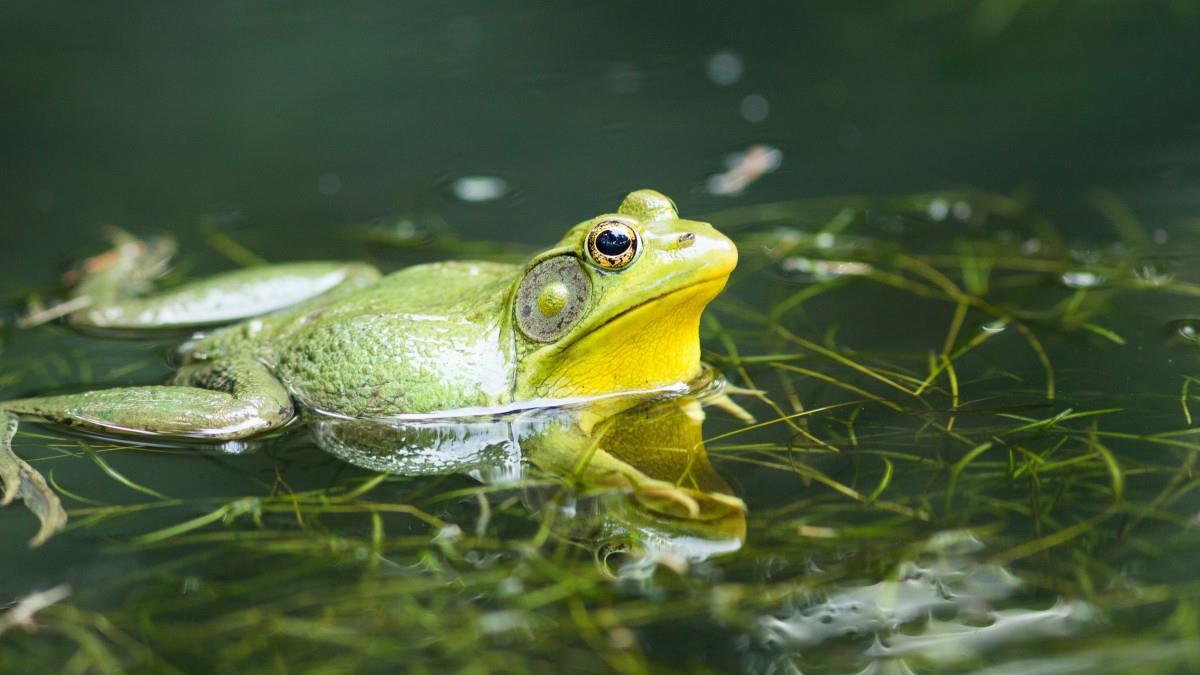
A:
[{"xmin": 4, "ymin": 3, "xmax": 1200, "ymax": 673}]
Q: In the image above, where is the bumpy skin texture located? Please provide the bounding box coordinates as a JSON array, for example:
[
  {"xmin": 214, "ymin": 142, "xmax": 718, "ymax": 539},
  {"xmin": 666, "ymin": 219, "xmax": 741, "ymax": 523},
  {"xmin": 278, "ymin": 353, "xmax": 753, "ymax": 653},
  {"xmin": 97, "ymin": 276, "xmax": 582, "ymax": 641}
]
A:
[
  {"xmin": 1, "ymin": 189, "xmax": 737, "ymax": 438},
  {"xmin": 251, "ymin": 262, "xmax": 516, "ymax": 415}
]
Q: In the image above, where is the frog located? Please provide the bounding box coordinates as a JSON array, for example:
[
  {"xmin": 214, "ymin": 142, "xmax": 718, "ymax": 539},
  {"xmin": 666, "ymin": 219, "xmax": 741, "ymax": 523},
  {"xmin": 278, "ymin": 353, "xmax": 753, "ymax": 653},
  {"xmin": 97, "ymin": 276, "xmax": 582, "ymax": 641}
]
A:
[{"xmin": 0, "ymin": 189, "xmax": 738, "ymax": 543}]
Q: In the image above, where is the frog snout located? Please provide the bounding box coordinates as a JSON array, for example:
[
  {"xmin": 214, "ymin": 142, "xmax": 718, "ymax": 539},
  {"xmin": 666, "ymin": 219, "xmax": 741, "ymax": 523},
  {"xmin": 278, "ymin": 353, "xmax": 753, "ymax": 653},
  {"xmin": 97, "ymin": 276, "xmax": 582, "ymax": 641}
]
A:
[{"xmin": 688, "ymin": 225, "xmax": 738, "ymax": 278}]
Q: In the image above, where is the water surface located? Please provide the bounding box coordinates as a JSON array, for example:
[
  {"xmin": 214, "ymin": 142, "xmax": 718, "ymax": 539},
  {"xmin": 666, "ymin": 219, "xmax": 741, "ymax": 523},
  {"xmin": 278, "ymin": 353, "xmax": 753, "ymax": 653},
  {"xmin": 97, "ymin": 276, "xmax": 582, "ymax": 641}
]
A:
[{"xmin": 3, "ymin": 3, "xmax": 1200, "ymax": 673}]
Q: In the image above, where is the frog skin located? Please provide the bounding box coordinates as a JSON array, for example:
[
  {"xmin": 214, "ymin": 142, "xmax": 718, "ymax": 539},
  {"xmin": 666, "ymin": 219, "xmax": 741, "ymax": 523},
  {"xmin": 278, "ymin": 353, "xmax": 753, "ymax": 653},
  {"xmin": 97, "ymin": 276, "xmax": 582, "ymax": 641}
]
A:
[{"xmin": 0, "ymin": 189, "xmax": 737, "ymax": 443}]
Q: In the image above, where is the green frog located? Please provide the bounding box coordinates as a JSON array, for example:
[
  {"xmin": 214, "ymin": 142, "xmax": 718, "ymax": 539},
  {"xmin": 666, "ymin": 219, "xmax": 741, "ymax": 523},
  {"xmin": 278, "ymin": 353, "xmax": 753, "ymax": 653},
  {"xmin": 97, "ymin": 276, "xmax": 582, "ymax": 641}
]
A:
[{"xmin": 0, "ymin": 190, "xmax": 738, "ymax": 543}]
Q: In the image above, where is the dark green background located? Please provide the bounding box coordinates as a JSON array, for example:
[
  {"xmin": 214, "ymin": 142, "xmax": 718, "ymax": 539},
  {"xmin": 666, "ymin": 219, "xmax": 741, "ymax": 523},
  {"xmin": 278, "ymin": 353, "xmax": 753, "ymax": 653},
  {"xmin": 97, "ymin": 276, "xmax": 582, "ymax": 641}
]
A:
[
  {"xmin": 3, "ymin": 2, "xmax": 1200, "ymax": 673},
  {"xmin": 3, "ymin": 2, "xmax": 1198, "ymax": 267}
]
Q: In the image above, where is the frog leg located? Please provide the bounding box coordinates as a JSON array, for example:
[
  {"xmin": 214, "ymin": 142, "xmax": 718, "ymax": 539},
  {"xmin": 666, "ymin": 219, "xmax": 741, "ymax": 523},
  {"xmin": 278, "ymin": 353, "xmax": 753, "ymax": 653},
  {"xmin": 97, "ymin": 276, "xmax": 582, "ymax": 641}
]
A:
[
  {"xmin": 0, "ymin": 356, "xmax": 293, "ymax": 440},
  {"xmin": 59, "ymin": 231, "xmax": 380, "ymax": 332}
]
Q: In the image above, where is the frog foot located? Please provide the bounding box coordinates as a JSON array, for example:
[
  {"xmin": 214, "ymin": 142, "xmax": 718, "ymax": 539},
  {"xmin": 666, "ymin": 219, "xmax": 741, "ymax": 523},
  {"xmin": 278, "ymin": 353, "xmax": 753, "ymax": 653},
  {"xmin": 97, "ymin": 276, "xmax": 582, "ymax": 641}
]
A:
[
  {"xmin": 63, "ymin": 228, "xmax": 177, "ymax": 289},
  {"xmin": 19, "ymin": 230, "xmax": 177, "ymax": 329}
]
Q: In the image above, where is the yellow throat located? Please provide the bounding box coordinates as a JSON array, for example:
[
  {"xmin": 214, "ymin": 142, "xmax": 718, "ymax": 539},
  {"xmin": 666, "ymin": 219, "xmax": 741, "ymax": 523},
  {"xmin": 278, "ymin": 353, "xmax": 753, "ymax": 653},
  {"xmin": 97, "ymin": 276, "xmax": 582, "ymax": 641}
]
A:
[{"xmin": 532, "ymin": 277, "xmax": 728, "ymax": 398}]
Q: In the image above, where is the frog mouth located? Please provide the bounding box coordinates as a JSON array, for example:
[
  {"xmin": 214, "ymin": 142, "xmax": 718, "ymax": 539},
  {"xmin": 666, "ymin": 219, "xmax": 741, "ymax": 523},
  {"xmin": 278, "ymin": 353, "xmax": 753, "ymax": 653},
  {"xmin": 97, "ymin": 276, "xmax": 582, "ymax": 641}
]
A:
[{"xmin": 606, "ymin": 275, "xmax": 728, "ymax": 322}]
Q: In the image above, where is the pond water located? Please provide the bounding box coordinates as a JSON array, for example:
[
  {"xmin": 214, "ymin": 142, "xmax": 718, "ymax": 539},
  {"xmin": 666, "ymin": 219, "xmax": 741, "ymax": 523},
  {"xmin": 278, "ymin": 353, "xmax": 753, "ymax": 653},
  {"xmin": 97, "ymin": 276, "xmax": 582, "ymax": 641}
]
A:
[{"xmin": 3, "ymin": 3, "xmax": 1200, "ymax": 673}]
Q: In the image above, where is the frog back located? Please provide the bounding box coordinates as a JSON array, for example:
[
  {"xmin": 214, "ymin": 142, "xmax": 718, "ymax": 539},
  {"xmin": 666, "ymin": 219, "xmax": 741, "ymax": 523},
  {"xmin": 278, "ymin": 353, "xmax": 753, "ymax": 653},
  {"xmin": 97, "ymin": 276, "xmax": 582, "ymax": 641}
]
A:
[{"xmin": 267, "ymin": 261, "xmax": 519, "ymax": 416}]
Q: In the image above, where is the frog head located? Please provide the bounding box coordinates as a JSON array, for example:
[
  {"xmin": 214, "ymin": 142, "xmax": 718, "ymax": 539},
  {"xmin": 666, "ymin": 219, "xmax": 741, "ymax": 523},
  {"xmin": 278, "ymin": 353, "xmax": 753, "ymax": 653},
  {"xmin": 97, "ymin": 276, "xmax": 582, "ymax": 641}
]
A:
[{"xmin": 511, "ymin": 189, "xmax": 737, "ymax": 400}]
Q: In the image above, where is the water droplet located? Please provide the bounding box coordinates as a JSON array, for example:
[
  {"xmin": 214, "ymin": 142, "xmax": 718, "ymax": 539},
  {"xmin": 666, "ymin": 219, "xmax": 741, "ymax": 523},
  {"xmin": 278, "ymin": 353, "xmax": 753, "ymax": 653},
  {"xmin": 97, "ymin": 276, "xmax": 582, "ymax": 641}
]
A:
[
  {"xmin": 706, "ymin": 50, "xmax": 743, "ymax": 86},
  {"xmin": 927, "ymin": 198, "xmax": 950, "ymax": 221},
  {"xmin": 1060, "ymin": 270, "xmax": 1106, "ymax": 289},
  {"xmin": 317, "ymin": 172, "xmax": 341, "ymax": 196},
  {"xmin": 952, "ymin": 201, "xmax": 973, "ymax": 220},
  {"xmin": 740, "ymin": 94, "xmax": 769, "ymax": 123},
  {"xmin": 452, "ymin": 176, "xmax": 508, "ymax": 202},
  {"xmin": 1154, "ymin": 228, "xmax": 1169, "ymax": 244},
  {"xmin": 1021, "ymin": 238, "xmax": 1042, "ymax": 255},
  {"xmin": 1168, "ymin": 319, "xmax": 1200, "ymax": 344}
]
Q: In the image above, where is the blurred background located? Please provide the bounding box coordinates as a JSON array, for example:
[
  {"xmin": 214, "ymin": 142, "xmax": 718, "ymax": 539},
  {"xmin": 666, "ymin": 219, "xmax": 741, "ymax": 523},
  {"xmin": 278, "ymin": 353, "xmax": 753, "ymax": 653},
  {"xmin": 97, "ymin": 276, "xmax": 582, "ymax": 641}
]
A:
[{"xmin": 3, "ymin": 1, "xmax": 1199, "ymax": 271}]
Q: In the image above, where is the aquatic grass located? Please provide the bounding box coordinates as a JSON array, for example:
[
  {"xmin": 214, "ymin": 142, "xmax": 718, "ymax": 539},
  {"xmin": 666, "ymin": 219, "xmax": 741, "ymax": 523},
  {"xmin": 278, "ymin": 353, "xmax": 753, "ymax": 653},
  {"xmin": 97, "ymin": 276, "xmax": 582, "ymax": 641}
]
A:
[{"xmin": 4, "ymin": 188, "xmax": 1200, "ymax": 672}]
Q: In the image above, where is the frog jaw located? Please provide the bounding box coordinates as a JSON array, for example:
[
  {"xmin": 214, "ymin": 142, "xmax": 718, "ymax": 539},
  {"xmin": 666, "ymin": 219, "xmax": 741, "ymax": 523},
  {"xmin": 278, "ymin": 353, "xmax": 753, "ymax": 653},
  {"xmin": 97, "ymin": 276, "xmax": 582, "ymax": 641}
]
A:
[{"xmin": 523, "ymin": 276, "xmax": 728, "ymax": 399}]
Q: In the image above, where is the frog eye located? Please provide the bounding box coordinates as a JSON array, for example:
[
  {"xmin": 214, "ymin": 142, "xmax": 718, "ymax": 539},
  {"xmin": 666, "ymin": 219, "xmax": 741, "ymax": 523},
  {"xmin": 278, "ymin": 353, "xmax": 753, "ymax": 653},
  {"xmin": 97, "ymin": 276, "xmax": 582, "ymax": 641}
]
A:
[
  {"xmin": 585, "ymin": 220, "xmax": 639, "ymax": 270},
  {"xmin": 515, "ymin": 256, "xmax": 591, "ymax": 343}
]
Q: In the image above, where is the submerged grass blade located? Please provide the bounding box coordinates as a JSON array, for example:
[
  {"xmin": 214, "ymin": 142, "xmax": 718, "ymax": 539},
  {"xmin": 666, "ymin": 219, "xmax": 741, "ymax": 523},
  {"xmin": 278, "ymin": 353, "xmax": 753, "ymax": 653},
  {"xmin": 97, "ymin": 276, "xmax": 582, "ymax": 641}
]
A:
[
  {"xmin": 76, "ymin": 440, "xmax": 170, "ymax": 501},
  {"xmin": 944, "ymin": 441, "xmax": 994, "ymax": 513},
  {"xmin": 1086, "ymin": 426, "xmax": 1126, "ymax": 503},
  {"xmin": 771, "ymin": 363, "xmax": 904, "ymax": 411},
  {"xmin": 775, "ymin": 327, "xmax": 920, "ymax": 398}
]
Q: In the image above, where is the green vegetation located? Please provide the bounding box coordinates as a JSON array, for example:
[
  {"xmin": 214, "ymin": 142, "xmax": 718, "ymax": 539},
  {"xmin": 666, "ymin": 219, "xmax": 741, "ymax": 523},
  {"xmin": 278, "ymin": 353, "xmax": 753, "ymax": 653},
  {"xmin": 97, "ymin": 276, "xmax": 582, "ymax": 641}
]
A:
[{"xmin": 3, "ymin": 188, "xmax": 1200, "ymax": 673}]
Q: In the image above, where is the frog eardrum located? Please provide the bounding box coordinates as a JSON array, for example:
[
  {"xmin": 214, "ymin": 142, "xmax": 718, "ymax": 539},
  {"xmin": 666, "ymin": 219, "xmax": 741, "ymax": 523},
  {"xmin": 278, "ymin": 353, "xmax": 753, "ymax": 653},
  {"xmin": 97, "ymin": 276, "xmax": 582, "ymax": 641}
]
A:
[
  {"xmin": 515, "ymin": 256, "xmax": 592, "ymax": 342},
  {"xmin": 585, "ymin": 220, "xmax": 639, "ymax": 270}
]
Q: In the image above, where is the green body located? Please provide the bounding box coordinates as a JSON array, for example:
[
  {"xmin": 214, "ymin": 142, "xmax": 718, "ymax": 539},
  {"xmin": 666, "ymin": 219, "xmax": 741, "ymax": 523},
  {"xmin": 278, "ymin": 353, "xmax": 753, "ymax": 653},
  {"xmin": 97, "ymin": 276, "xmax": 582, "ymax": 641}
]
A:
[
  {"xmin": 0, "ymin": 189, "xmax": 739, "ymax": 546},
  {"xmin": 194, "ymin": 261, "xmax": 518, "ymax": 416},
  {"xmin": 1, "ymin": 189, "xmax": 737, "ymax": 440}
]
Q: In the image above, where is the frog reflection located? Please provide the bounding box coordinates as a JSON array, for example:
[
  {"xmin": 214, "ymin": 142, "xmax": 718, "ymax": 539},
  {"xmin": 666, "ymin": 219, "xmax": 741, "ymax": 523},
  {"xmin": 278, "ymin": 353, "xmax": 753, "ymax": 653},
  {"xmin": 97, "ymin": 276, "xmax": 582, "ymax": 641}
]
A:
[{"xmin": 311, "ymin": 390, "xmax": 746, "ymax": 560}]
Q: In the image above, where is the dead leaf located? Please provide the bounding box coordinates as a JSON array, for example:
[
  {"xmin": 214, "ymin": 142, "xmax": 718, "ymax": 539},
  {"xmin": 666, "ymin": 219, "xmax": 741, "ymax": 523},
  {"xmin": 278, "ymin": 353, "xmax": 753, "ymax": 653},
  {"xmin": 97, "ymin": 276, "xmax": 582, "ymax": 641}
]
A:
[
  {"xmin": 1, "ymin": 413, "xmax": 68, "ymax": 547},
  {"xmin": 0, "ymin": 585, "xmax": 70, "ymax": 635}
]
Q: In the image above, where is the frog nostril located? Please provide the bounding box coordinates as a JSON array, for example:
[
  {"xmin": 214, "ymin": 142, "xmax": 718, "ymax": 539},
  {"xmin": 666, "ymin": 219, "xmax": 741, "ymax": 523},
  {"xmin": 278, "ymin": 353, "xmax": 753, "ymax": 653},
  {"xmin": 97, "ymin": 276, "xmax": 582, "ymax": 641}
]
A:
[{"xmin": 678, "ymin": 232, "xmax": 696, "ymax": 249}]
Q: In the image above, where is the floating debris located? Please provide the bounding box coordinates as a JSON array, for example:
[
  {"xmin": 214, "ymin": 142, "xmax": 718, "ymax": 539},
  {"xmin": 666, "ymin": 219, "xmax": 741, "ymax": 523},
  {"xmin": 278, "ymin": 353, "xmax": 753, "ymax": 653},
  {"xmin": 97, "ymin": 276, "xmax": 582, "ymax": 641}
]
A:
[
  {"xmin": 707, "ymin": 144, "xmax": 782, "ymax": 196},
  {"xmin": 0, "ymin": 585, "xmax": 71, "ymax": 635},
  {"xmin": 1133, "ymin": 259, "xmax": 1175, "ymax": 286},
  {"xmin": 452, "ymin": 176, "xmax": 508, "ymax": 202},
  {"xmin": 17, "ymin": 295, "xmax": 93, "ymax": 329},
  {"xmin": 778, "ymin": 256, "xmax": 873, "ymax": 281},
  {"xmin": 1060, "ymin": 270, "xmax": 1106, "ymax": 289}
]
